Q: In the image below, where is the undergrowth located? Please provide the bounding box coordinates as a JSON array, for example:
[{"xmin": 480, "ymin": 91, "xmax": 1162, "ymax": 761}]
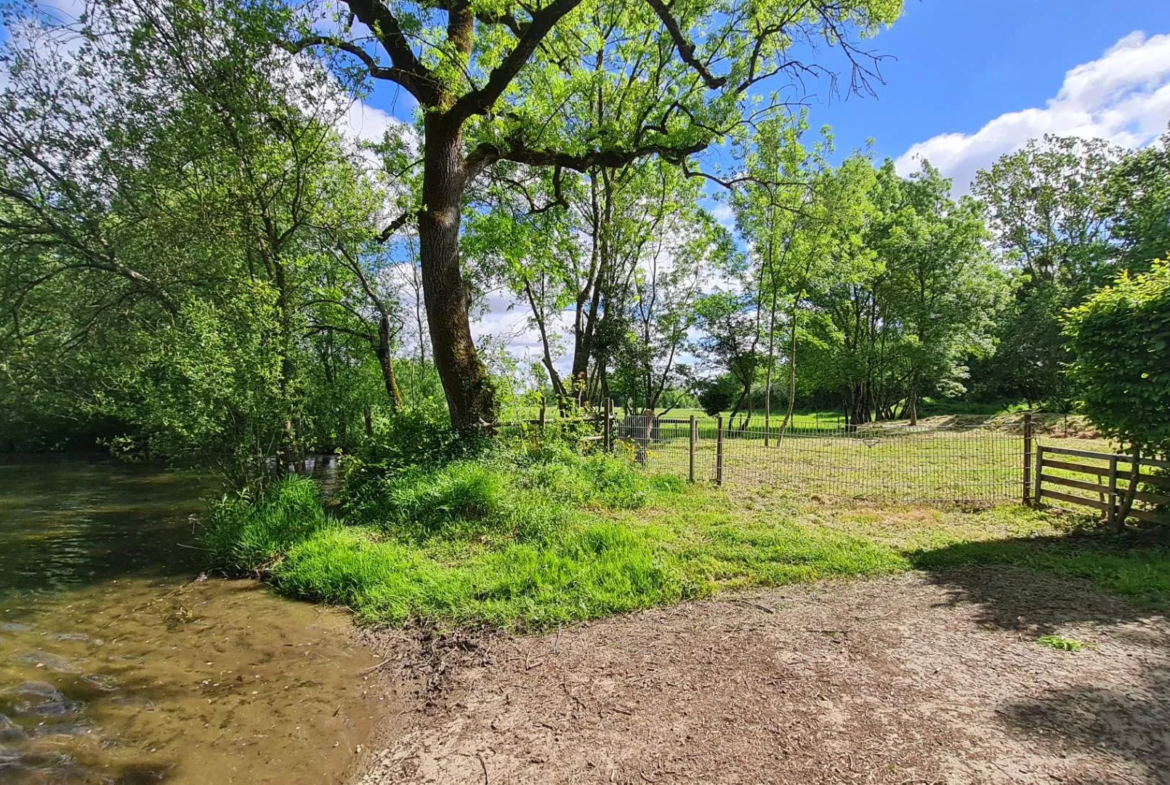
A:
[
  {"xmin": 203, "ymin": 415, "xmax": 902, "ymax": 629},
  {"xmin": 203, "ymin": 411, "xmax": 1170, "ymax": 629}
]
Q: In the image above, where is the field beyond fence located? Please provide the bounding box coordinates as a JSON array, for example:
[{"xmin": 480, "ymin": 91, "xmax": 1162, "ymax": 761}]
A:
[{"xmin": 617, "ymin": 415, "xmax": 1026, "ymax": 505}]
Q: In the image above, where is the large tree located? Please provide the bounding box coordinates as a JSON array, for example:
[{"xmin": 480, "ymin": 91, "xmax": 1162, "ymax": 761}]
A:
[
  {"xmin": 290, "ymin": 0, "xmax": 903, "ymax": 430},
  {"xmin": 0, "ymin": 1, "xmax": 398, "ymax": 477},
  {"xmin": 970, "ymin": 134, "xmax": 1122, "ymax": 404}
]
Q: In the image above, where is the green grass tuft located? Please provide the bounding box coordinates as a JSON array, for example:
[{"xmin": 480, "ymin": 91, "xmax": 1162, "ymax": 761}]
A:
[
  {"xmin": 1035, "ymin": 635, "xmax": 1088, "ymax": 652},
  {"xmin": 203, "ymin": 475, "xmax": 334, "ymax": 574}
]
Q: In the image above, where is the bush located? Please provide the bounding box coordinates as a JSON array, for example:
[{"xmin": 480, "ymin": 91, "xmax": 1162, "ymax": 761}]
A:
[
  {"xmin": 1065, "ymin": 259, "xmax": 1170, "ymax": 457},
  {"xmin": 342, "ymin": 434, "xmax": 655, "ymax": 544},
  {"xmin": 340, "ymin": 407, "xmax": 488, "ymax": 522},
  {"xmin": 203, "ymin": 475, "xmax": 334, "ymax": 574}
]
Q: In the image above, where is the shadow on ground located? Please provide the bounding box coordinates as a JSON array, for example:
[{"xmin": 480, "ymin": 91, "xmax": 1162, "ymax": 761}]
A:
[{"xmin": 912, "ymin": 531, "xmax": 1170, "ymax": 782}]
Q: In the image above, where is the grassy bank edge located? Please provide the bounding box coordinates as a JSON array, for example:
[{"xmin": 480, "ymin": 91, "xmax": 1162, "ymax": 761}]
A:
[{"xmin": 202, "ymin": 472, "xmax": 1170, "ymax": 632}]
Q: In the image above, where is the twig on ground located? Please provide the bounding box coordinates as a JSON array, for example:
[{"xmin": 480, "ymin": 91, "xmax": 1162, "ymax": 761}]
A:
[{"xmin": 360, "ymin": 658, "xmax": 393, "ymax": 675}]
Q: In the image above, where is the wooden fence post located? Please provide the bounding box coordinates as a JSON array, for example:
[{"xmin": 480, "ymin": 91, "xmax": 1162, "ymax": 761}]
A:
[
  {"xmin": 538, "ymin": 396, "xmax": 547, "ymax": 436},
  {"xmin": 716, "ymin": 415, "xmax": 724, "ymax": 486},
  {"xmin": 1107, "ymin": 455, "xmax": 1119, "ymax": 528},
  {"xmin": 1023, "ymin": 412, "xmax": 1033, "ymax": 505},
  {"xmin": 688, "ymin": 415, "xmax": 696, "ymax": 483},
  {"xmin": 604, "ymin": 399, "xmax": 613, "ymax": 452}
]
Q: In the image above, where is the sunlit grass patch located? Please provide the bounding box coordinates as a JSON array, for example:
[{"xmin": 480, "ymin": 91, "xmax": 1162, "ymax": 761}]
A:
[
  {"xmin": 1035, "ymin": 635, "xmax": 1090, "ymax": 652},
  {"xmin": 205, "ymin": 439, "xmax": 1170, "ymax": 630}
]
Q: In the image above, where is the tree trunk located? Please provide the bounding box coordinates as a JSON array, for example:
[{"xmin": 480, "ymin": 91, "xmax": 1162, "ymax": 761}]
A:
[
  {"xmin": 908, "ymin": 370, "xmax": 919, "ymax": 427},
  {"xmin": 418, "ymin": 120, "xmax": 495, "ymax": 431},
  {"xmin": 376, "ymin": 313, "xmax": 404, "ymax": 411},
  {"xmin": 1115, "ymin": 444, "xmax": 1142, "ymax": 525},
  {"xmin": 778, "ymin": 294, "xmax": 801, "ymax": 444}
]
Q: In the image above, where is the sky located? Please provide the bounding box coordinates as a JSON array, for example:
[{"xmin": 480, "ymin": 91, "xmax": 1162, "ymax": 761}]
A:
[{"xmin": 12, "ymin": 0, "xmax": 1170, "ymax": 370}]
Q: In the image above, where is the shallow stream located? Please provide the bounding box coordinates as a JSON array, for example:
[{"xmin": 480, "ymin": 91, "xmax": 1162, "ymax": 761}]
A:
[{"xmin": 0, "ymin": 459, "xmax": 383, "ymax": 784}]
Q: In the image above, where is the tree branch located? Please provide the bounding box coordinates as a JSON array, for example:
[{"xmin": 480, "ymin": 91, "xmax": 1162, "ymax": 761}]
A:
[
  {"xmin": 376, "ymin": 210, "xmax": 413, "ymax": 243},
  {"xmin": 643, "ymin": 0, "xmax": 726, "ymax": 89},
  {"xmin": 444, "ymin": 0, "xmax": 584, "ymax": 125},
  {"xmin": 467, "ymin": 139, "xmax": 707, "ymax": 180},
  {"xmin": 283, "ymin": 34, "xmax": 418, "ymax": 92},
  {"xmin": 341, "ymin": 0, "xmax": 441, "ymax": 104}
]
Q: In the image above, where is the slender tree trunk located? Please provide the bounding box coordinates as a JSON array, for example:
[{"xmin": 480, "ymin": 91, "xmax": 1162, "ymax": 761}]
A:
[
  {"xmin": 523, "ymin": 279, "xmax": 566, "ymax": 398},
  {"xmin": 908, "ymin": 369, "xmax": 919, "ymax": 426},
  {"xmin": 376, "ymin": 314, "xmax": 404, "ymax": 411},
  {"xmin": 764, "ymin": 286, "xmax": 777, "ymax": 445},
  {"xmin": 1115, "ymin": 444, "xmax": 1142, "ymax": 525},
  {"xmin": 418, "ymin": 120, "xmax": 495, "ymax": 431},
  {"xmin": 778, "ymin": 291, "xmax": 801, "ymax": 443}
]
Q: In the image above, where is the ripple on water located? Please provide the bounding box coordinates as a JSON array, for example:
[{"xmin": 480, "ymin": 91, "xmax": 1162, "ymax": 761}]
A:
[
  {"xmin": 13, "ymin": 652, "xmax": 81, "ymax": 674},
  {"xmin": 0, "ymin": 681, "xmax": 82, "ymax": 719},
  {"xmin": 0, "ymin": 713, "xmax": 27, "ymax": 742},
  {"xmin": 0, "ymin": 460, "xmax": 385, "ymax": 784}
]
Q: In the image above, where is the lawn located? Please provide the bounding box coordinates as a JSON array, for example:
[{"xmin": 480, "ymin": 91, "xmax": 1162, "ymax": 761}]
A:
[{"xmin": 205, "ymin": 437, "xmax": 1170, "ymax": 631}]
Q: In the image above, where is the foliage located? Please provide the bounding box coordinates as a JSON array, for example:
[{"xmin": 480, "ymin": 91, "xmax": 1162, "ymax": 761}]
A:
[
  {"xmin": 203, "ymin": 476, "xmax": 334, "ymax": 574},
  {"xmin": 969, "ymin": 135, "xmax": 1124, "ymax": 406},
  {"xmin": 281, "ymin": 0, "xmax": 906, "ymax": 430},
  {"xmin": 0, "ymin": 0, "xmax": 403, "ymax": 478},
  {"xmin": 339, "ymin": 406, "xmax": 487, "ymax": 520},
  {"xmin": 1105, "ymin": 130, "xmax": 1170, "ymax": 276},
  {"xmin": 1064, "ymin": 260, "xmax": 1170, "ymax": 457},
  {"xmin": 696, "ymin": 375, "xmax": 741, "ymax": 418}
]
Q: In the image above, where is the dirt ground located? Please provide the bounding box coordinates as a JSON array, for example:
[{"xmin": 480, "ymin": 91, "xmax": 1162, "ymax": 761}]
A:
[{"xmin": 354, "ymin": 569, "xmax": 1170, "ymax": 784}]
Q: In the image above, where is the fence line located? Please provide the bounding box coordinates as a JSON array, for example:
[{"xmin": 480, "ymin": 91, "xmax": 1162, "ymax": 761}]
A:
[
  {"xmin": 614, "ymin": 412, "xmax": 1027, "ymax": 505},
  {"xmin": 494, "ymin": 408, "xmax": 1167, "ymax": 517}
]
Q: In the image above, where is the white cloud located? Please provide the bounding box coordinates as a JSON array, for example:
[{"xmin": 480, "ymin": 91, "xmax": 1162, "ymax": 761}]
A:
[
  {"xmin": 710, "ymin": 202, "xmax": 735, "ymax": 229},
  {"xmin": 340, "ymin": 99, "xmax": 402, "ymax": 147},
  {"xmin": 896, "ymin": 31, "xmax": 1170, "ymax": 190}
]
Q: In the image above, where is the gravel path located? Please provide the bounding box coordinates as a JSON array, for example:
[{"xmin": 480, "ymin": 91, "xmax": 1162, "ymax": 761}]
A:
[{"xmin": 356, "ymin": 569, "xmax": 1170, "ymax": 784}]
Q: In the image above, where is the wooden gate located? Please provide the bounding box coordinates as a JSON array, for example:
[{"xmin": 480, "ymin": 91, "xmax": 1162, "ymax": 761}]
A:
[{"xmin": 1035, "ymin": 445, "xmax": 1170, "ymax": 525}]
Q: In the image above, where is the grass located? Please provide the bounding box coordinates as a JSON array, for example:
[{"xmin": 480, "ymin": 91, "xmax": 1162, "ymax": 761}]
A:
[
  {"xmin": 204, "ymin": 430, "xmax": 1170, "ymax": 631},
  {"xmin": 1035, "ymin": 635, "xmax": 1089, "ymax": 652},
  {"xmin": 205, "ymin": 442, "xmax": 904, "ymax": 628}
]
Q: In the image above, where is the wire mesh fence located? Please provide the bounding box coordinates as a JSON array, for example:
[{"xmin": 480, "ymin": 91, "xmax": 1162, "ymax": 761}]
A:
[{"xmin": 616, "ymin": 415, "xmax": 1026, "ymax": 505}]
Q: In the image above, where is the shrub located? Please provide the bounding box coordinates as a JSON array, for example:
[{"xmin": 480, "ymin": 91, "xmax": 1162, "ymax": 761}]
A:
[
  {"xmin": 341, "ymin": 435, "xmax": 656, "ymax": 544},
  {"xmin": 203, "ymin": 475, "xmax": 333, "ymax": 574},
  {"xmin": 1065, "ymin": 259, "xmax": 1170, "ymax": 458},
  {"xmin": 340, "ymin": 406, "xmax": 488, "ymax": 522}
]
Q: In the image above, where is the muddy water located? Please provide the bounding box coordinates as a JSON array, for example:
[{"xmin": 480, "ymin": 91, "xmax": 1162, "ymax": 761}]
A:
[{"xmin": 0, "ymin": 459, "xmax": 385, "ymax": 784}]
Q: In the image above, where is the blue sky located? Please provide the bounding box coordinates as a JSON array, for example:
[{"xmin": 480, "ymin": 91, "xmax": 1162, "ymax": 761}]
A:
[{"xmin": 820, "ymin": 0, "xmax": 1170, "ymax": 168}]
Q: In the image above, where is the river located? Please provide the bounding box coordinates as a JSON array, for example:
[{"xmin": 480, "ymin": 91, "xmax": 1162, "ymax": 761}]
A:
[{"xmin": 0, "ymin": 458, "xmax": 384, "ymax": 784}]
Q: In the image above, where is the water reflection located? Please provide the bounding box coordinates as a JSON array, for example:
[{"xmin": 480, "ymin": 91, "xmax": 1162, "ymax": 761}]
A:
[{"xmin": 0, "ymin": 459, "xmax": 381, "ymax": 784}]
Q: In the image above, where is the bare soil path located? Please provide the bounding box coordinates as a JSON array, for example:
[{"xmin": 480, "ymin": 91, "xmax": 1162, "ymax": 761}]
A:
[{"xmin": 356, "ymin": 569, "xmax": 1170, "ymax": 784}]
